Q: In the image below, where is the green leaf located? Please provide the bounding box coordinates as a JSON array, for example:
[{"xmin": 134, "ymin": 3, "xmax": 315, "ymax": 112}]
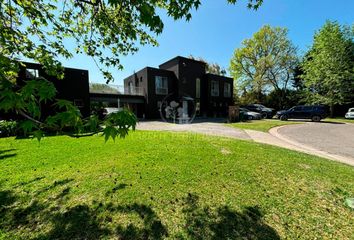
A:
[
  {"xmin": 32, "ymin": 130, "xmax": 43, "ymax": 143},
  {"xmin": 103, "ymin": 126, "xmax": 118, "ymax": 142},
  {"xmin": 84, "ymin": 115, "xmax": 99, "ymax": 132}
]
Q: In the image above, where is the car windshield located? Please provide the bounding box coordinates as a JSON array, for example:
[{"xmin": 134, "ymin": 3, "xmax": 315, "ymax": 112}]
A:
[{"xmin": 350, "ymin": 109, "xmax": 354, "ymax": 112}]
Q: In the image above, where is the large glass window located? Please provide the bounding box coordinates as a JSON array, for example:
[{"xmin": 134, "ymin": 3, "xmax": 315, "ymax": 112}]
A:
[
  {"xmin": 155, "ymin": 76, "xmax": 168, "ymax": 95},
  {"xmin": 196, "ymin": 78, "xmax": 201, "ymax": 98},
  {"xmin": 25, "ymin": 68, "xmax": 39, "ymax": 79},
  {"xmin": 211, "ymin": 80, "xmax": 219, "ymax": 97},
  {"xmin": 128, "ymin": 81, "xmax": 134, "ymax": 94},
  {"xmin": 224, "ymin": 82, "xmax": 231, "ymax": 98}
]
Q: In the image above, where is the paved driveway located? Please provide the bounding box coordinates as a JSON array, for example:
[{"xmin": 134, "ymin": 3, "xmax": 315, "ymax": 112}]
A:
[
  {"xmin": 137, "ymin": 120, "xmax": 354, "ymax": 166},
  {"xmin": 277, "ymin": 122, "xmax": 354, "ymax": 160},
  {"xmin": 137, "ymin": 121, "xmax": 251, "ymax": 140}
]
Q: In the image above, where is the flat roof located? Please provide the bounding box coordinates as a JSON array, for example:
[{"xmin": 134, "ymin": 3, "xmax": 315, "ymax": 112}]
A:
[
  {"xmin": 159, "ymin": 56, "xmax": 207, "ymax": 68},
  {"xmin": 21, "ymin": 61, "xmax": 88, "ymax": 72},
  {"xmin": 205, "ymin": 72, "xmax": 233, "ymax": 80}
]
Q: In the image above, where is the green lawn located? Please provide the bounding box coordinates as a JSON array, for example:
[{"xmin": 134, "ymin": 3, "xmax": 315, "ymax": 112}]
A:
[
  {"xmin": 324, "ymin": 117, "xmax": 354, "ymax": 124},
  {"xmin": 227, "ymin": 119, "xmax": 302, "ymax": 132},
  {"xmin": 1, "ymin": 131, "xmax": 353, "ymax": 239}
]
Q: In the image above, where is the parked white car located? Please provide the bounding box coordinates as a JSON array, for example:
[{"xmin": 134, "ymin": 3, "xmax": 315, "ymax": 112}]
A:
[
  {"xmin": 103, "ymin": 107, "xmax": 122, "ymax": 116},
  {"xmin": 345, "ymin": 108, "xmax": 354, "ymax": 119}
]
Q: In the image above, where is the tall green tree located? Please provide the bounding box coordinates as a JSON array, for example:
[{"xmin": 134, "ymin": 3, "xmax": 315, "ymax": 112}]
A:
[
  {"xmin": 300, "ymin": 21, "xmax": 354, "ymax": 117},
  {"xmin": 229, "ymin": 25, "xmax": 298, "ymax": 107},
  {"xmin": 0, "ymin": 0, "xmax": 263, "ymax": 140}
]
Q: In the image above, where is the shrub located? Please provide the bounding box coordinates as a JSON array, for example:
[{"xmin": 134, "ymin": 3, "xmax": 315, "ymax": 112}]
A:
[{"xmin": 0, "ymin": 120, "xmax": 18, "ymax": 137}]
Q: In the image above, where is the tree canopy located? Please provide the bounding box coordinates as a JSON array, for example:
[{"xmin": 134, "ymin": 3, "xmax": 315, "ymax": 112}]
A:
[
  {"xmin": 300, "ymin": 21, "xmax": 354, "ymax": 116},
  {"xmin": 229, "ymin": 25, "xmax": 298, "ymax": 107},
  {"xmin": 0, "ymin": 0, "xmax": 264, "ymax": 141}
]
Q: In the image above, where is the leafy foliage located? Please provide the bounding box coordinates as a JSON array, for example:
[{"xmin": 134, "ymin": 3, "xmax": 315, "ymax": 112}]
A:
[
  {"xmin": 300, "ymin": 21, "xmax": 354, "ymax": 116},
  {"xmin": 229, "ymin": 25, "xmax": 298, "ymax": 107},
  {"xmin": 188, "ymin": 55, "xmax": 227, "ymax": 75},
  {"xmin": 0, "ymin": 0, "xmax": 262, "ymax": 83},
  {"xmin": 0, "ymin": 0, "xmax": 263, "ymax": 141},
  {"xmin": 103, "ymin": 110, "xmax": 137, "ymax": 142},
  {"xmin": 0, "ymin": 120, "xmax": 18, "ymax": 137}
]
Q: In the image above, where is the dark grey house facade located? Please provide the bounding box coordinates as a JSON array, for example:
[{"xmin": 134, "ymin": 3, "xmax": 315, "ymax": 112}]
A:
[
  {"xmin": 5, "ymin": 57, "xmax": 233, "ymax": 121},
  {"xmin": 5, "ymin": 62, "xmax": 91, "ymax": 119},
  {"xmin": 123, "ymin": 56, "xmax": 234, "ymax": 118}
]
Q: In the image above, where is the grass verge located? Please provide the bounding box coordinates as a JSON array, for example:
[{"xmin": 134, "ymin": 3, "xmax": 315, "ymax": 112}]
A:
[
  {"xmin": 227, "ymin": 119, "xmax": 302, "ymax": 132},
  {"xmin": 0, "ymin": 131, "xmax": 353, "ymax": 239},
  {"xmin": 324, "ymin": 117, "xmax": 354, "ymax": 124}
]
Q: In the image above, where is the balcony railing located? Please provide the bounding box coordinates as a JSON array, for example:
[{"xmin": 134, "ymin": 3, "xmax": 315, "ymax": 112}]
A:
[{"xmin": 89, "ymin": 83, "xmax": 144, "ymax": 96}]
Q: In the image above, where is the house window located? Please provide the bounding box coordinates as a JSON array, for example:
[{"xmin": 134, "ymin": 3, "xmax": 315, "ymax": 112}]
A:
[
  {"xmin": 155, "ymin": 76, "xmax": 168, "ymax": 95},
  {"xmin": 26, "ymin": 68, "xmax": 39, "ymax": 79},
  {"xmin": 224, "ymin": 82, "xmax": 231, "ymax": 98},
  {"xmin": 211, "ymin": 80, "xmax": 219, "ymax": 97},
  {"xmin": 196, "ymin": 78, "xmax": 201, "ymax": 98},
  {"xmin": 128, "ymin": 81, "xmax": 134, "ymax": 94}
]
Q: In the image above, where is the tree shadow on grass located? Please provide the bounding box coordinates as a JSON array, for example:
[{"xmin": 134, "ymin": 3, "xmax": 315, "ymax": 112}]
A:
[
  {"xmin": 183, "ymin": 194, "xmax": 280, "ymax": 240},
  {"xmin": 0, "ymin": 149, "xmax": 17, "ymax": 160},
  {"xmin": 105, "ymin": 183, "xmax": 127, "ymax": 196},
  {"xmin": 40, "ymin": 204, "xmax": 111, "ymax": 240},
  {"xmin": 107, "ymin": 202, "xmax": 168, "ymax": 239},
  {"xmin": 14, "ymin": 176, "xmax": 46, "ymax": 188},
  {"xmin": 0, "ymin": 181, "xmax": 279, "ymax": 239},
  {"xmin": 0, "ymin": 190, "xmax": 17, "ymax": 211},
  {"xmin": 34, "ymin": 178, "xmax": 74, "ymax": 196},
  {"xmin": 0, "ymin": 180, "xmax": 168, "ymax": 240}
]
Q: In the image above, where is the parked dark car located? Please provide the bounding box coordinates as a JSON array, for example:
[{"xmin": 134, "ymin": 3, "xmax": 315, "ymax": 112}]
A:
[
  {"xmin": 275, "ymin": 105, "xmax": 328, "ymax": 122},
  {"xmin": 243, "ymin": 104, "xmax": 274, "ymax": 118},
  {"xmin": 240, "ymin": 108, "xmax": 262, "ymax": 120}
]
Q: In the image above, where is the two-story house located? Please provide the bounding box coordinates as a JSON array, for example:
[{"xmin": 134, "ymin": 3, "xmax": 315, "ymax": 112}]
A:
[
  {"xmin": 123, "ymin": 56, "xmax": 234, "ymax": 119},
  {"xmin": 6, "ymin": 57, "xmax": 233, "ymax": 121}
]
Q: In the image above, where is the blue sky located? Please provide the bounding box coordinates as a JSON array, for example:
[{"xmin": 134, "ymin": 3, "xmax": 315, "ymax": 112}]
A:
[{"xmin": 58, "ymin": 0, "xmax": 353, "ymax": 85}]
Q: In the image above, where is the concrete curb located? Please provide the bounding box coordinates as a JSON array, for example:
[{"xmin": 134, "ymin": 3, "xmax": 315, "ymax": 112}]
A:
[{"xmin": 269, "ymin": 125, "xmax": 354, "ymax": 167}]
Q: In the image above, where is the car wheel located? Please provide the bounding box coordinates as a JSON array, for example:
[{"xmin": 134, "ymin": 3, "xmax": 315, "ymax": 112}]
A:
[
  {"xmin": 261, "ymin": 112, "xmax": 268, "ymax": 119},
  {"xmin": 280, "ymin": 115, "xmax": 288, "ymax": 121},
  {"xmin": 311, "ymin": 115, "xmax": 321, "ymax": 122}
]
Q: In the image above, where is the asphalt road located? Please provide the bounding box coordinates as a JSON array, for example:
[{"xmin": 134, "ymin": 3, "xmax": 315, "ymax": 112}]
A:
[{"xmin": 277, "ymin": 122, "xmax": 354, "ymax": 160}]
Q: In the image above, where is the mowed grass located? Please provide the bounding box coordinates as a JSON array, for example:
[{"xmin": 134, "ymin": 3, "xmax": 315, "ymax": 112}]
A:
[
  {"xmin": 324, "ymin": 117, "xmax": 354, "ymax": 124},
  {"xmin": 227, "ymin": 119, "xmax": 302, "ymax": 132},
  {"xmin": 0, "ymin": 131, "xmax": 353, "ymax": 239}
]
